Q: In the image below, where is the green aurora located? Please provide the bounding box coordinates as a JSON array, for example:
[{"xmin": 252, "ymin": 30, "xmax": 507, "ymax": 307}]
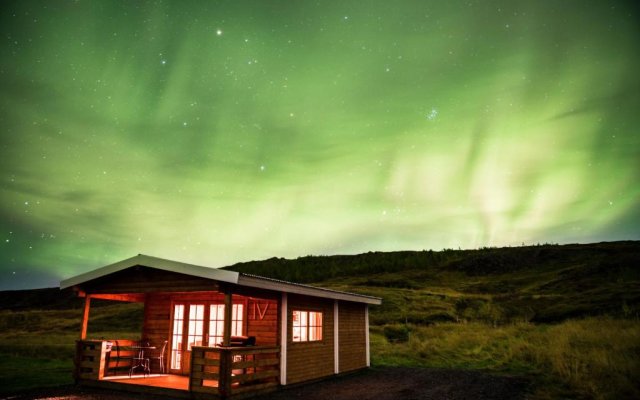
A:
[{"xmin": 1, "ymin": 1, "xmax": 639, "ymax": 289}]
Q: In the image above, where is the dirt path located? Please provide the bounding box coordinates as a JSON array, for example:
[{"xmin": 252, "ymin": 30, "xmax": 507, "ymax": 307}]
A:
[{"xmin": 3, "ymin": 367, "xmax": 530, "ymax": 400}]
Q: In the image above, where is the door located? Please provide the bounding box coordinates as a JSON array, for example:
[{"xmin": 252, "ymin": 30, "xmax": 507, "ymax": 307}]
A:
[
  {"xmin": 170, "ymin": 303, "xmax": 205, "ymax": 375},
  {"xmin": 169, "ymin": 302, "xmax": 245, "ymax": 375}
]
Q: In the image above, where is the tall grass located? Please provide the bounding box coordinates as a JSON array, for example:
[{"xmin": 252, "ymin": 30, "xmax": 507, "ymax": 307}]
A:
[
  {"xmin": 372, "ymin": 317, "xmax": 640, "ymax": 399},
  {"xmin": 0, "ymin": 304, "xmax": 143, "ymax": 394}
]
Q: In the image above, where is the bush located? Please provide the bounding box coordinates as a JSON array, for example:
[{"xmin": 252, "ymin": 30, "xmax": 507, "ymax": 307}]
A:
[{"xmin": 383, "ymin": 324, "xmax": 410, "ymax": 343}]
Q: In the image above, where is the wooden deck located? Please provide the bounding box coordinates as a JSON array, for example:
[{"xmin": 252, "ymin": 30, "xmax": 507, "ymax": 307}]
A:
[
  {"xmin": 83, "ymin": 374, "xmax": 194, "ymax": 398},
  {"xmin": 105, "ymin": 374, "xmax": 193, "ymax": 390},
  {"xmin": 76, "ymin": 341, "xmax": 279, "ymax": 399}
]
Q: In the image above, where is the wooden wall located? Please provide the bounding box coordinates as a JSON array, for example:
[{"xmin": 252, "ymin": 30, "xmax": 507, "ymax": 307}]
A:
[
  {"xmin": 338, "ymin": 301, "xmax": 367, "ymax": 373},
  {"xmin": 142, "ymin": 292, "xmax": 172, "ymax": 348},
  {"xmin": 247, "ymin": 297, "xmax": 278, "ymax": 346},
  {"xmin": 141, "ymin": 291, "xmax": 280, "ymax": 372},
  {"xmin": 285, "ymin": 294, "xmax": 335, "ymax": 385}
]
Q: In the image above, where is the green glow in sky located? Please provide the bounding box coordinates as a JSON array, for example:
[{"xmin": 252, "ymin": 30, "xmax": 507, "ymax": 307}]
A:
[{"xmin": 1, "ymin": 1, "xmax": 639, "ymax": 289}]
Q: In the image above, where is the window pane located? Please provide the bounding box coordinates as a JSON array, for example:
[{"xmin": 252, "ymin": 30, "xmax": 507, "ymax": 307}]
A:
[
  {"xmin": 292, "ymin": 311, "xmax": 302, "ymax": 342},
  {"xmin": 187, "ymin": 304, "xmax": 205, "ymax": 350},
  {"xmin": 208, "ymin": 303, "xmax": 244, "ymax": 346},
  {"xmin": 300, "ymin": 311, "xmax": 308, "ymax": 341},
  {"xmin": 208, "ymin": 304, "xmax": 223, "ymax": 346},
  {"xmin": 171, "ymin": 304, "xmax": 185, "ymax": 370}
]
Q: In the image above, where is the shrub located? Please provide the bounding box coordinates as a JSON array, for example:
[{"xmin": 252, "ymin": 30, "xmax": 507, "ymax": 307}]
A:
[{"xmin": 383, "ymin": 324, "xmax": 410, "ymax": 343}]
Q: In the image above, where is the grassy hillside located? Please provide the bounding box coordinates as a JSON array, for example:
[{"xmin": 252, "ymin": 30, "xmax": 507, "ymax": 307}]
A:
[
  {"xmin": 226, "ymin": 241, "xmax": 640, "ymax": 398},
  {"xmin": 0, "ymin": 241, "xmax": 638, "ymax": 398},
  {"xmin": 226, "ymin": 241, "xmax": 640, "ymax": 325}
]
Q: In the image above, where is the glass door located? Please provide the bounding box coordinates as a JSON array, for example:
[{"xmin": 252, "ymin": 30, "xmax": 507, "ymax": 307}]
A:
[
  {"xmin": 170, "ymin": 304, "xmax": 184, "ymax": 373},
  {"xmin": 169, "ymin": 301, "xmax": 245, "ymax": 374},
  {"xmin": 170, "ymin": 303, "xmax": 205, "ymax": 375}
]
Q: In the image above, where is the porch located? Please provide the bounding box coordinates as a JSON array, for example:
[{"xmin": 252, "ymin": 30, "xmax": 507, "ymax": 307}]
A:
[{"xmin": 75, "ymin": 339, "xmax": 280, "ymax": 398}]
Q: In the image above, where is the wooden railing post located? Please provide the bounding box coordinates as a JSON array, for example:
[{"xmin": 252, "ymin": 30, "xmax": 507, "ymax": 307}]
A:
[
  {"xmin": 189, "ymin": 348, "xmax": 201, "ymax": 392},
  {"xmin": 219, "ymin": 348, "xmax": 232, "ymax": 398},
  {"xmin": 73, "ymin": 340, "xmax": 82, "ymax": 382},
  {"xmin": 97, "ymin": 341, "xmax": 108, "ymax": 379}
]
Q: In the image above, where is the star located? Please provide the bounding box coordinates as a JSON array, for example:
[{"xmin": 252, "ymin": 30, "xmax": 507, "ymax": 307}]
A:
[{"xmin": 216, "ymin": 29, "xmax": 223, "ymax": 36}]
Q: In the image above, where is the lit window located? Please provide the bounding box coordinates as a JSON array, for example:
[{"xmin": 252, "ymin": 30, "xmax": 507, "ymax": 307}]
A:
[
  {"xmin": 208, "ymin": 304, "xmax": 244, "ymax": 346},
  {"xmin": 292, "ymin": 310, "xmax": 322, "ymax": 342}
]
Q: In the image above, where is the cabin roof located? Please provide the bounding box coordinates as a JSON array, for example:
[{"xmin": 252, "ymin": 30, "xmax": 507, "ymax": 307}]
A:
[{"xmin": 60, "ymin": 254, "xmax": 382, "ymax": 305}]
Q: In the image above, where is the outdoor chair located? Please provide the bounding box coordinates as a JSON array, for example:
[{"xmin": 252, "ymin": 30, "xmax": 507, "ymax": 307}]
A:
[
  {"xmin": 148, "ymin": 340, "xmax": 168, "ymax": 374},
  {"xmin": 109, "ymin": 340, "xmax": 135, "ymax": 376}
]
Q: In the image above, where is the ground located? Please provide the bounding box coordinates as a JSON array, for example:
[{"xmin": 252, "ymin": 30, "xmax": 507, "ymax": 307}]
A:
[{"xmin": 3, "ymin": 367, "xmax": 530, "ymax": 400}]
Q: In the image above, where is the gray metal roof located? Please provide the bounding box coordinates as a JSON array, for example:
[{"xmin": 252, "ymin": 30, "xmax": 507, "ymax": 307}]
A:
[{"xmin": 59, "ymin": 254, "xmax": 381, "ymax": 305}]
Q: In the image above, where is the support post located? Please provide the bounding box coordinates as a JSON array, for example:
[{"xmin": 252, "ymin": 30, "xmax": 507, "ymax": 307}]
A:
[
  {"xmin": 365, "ymin": 304, "xmax": 370, "ymax": 367},
  {"xmin": 223, "ymin": 288, "xmax": 232, "ymax": 347},
  {"xmin": 279, "ymin": 292, "xmax": 287, "ymax": 385},
  {"xmin": 334, "ymin": 300, "xmax": 339, "ymax": 374},
  {"xmin": 80, "ymin": 295, "xmax": 91, "ymax": 339}
]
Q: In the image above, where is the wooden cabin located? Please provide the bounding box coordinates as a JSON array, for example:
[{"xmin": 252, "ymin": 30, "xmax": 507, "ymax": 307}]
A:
[{"xmin": 60, "ymin": 254, "xmax": 381, "ymax": 398}]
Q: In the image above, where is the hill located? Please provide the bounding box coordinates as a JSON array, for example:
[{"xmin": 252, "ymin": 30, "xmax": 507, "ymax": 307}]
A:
[{"xmin": 224, "ymin": 241, "xmax": 640, "ymax": 325}]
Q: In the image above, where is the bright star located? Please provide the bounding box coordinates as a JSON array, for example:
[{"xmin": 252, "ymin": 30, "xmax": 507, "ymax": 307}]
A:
[{"xmin": 216, "ymin": 29, "xmax": 223, "ymax": 36}]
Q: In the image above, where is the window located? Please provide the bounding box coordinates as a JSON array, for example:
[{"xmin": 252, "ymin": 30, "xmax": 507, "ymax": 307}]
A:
[
  {"xmin": 292, "ymin": 310, "xmax": 322, "ymax": 342},
  {"xmin": 187, "ymin": 304, "xmax": 205, "ymax": 350},
  {"xmin": 208, "ymin": 304, "xmax": 244, "ymax": 346}
]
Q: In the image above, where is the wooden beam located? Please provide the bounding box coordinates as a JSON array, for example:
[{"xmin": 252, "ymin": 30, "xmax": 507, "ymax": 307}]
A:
[
  {"xmin": 80, "ymin": 295, "xmax": 91, "ymax": 339},
  {"xmin": 89, "ymin": 293, "xmax": 145, "ymax": 302},
  {"xmin": 222, "ymin": 288, "xmax": 232, "ymax": 347}
]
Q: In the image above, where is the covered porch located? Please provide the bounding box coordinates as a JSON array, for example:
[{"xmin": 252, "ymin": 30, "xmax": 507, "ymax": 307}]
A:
[
  {"xmin": 66, "ymin": 255, "xmax": 282, "ymax": 398},
  {"xmin": 75, "ymin": 339, "xmax": 280, "ymax": 398}
]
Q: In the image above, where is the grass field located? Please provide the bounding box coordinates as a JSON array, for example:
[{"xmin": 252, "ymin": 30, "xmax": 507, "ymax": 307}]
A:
[
  {"xmin": 371, "ymin": 318, "xmax": 640, "ymax": 399},
  {"xmin": 1, "ymin": 241, "xmax": 638, "ymax": 398},
  {"xmin": 0, "ymin": 302, "xmax": 142, "ymax": 394}
]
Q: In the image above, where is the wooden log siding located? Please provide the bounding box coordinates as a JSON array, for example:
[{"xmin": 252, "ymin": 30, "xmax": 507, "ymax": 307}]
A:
[
  {"xmin": 338, "ymin": 302, "xmax": 367, "ymax": 373},
  {"xmin": 190, "ymin": 346, "xmax": 280, "ymax": 398},
  {"xmin": 142, "ymin": 293, "xmax": 171, "ymax": 353},
  {"xmin": 247, "ymin": 298, "xmax": 278, "ymax": 345},
  {"xmin": 285, "ymin": 295, "xmax": 335, "ymax": 385}
]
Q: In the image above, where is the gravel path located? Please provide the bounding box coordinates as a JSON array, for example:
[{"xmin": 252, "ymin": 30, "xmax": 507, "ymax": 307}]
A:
[{"xmin": 3, "ymin": 367, "xmax": 530, "ymax": 400}]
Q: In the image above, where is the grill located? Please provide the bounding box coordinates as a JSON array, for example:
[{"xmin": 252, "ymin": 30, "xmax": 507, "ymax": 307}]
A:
[{"xmin": 229, "ymin": 335, "xmax": 256, "ymax": 347}]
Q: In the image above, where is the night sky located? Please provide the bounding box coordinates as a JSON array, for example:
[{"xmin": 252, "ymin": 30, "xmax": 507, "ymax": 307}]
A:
[{"xmin": 1, "ymin": 1, "xmax": 639, "ymax": 290}]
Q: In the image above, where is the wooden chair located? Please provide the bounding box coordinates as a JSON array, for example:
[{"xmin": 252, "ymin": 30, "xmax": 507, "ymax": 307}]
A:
[{"xmin": 147, "ymin": 340, "xmax": 168, "ymax": 374}]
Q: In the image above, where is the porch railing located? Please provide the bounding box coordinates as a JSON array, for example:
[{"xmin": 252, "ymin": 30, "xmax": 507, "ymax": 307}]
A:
[
  {"xmin": 75, "ymin": 339, "xmax": 137, "ymax": 380},
  {"xmin": 190, "ymin": 345, "xmax": 280, "ymax": 398},
  {"xmin": 74, "ymin": 340, "xmax": 110, "ymax": 380}
]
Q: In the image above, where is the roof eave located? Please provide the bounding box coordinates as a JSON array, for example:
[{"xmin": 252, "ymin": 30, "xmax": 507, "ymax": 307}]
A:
[
  {"xmin": 237, "ymin": 274, "xmax": 382, "ymax": 305},
  {"xmin": 60, "ymin": 254, "xmax": 239, "ymax": 289}
]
